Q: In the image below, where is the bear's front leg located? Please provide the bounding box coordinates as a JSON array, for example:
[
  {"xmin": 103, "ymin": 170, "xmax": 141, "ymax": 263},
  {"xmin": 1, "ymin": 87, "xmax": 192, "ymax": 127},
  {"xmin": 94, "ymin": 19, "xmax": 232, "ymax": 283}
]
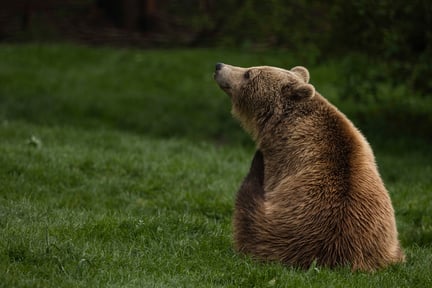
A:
[
  {"xmin": 239, "ymin": 150, "xmax": 264, "ymax": 194},
  {"xmin": 233, "ymin": 150, "xmax": 265, "ymax": 253}
]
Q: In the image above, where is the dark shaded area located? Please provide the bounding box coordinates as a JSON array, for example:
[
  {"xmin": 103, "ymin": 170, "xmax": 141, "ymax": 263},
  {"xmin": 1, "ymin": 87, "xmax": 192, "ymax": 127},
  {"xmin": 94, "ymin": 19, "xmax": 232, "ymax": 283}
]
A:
[
  {"xmin": 2, "ymin": 1, "xmax": 431, "ymax": 92},
  {"xmin": 1, "ymin": 1, "xmax": 431, "ymax": 56},
  {"xmin": 0, "ymin": 1, "xmax": 431, "ymax": 147}
]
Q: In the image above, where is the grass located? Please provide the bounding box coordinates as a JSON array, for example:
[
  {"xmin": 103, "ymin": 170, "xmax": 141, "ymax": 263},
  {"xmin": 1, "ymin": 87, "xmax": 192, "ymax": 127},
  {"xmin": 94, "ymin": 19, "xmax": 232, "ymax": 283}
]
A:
[{"xmin": 0, "ymin": 44, "xmax": 431, "ymax": 287}]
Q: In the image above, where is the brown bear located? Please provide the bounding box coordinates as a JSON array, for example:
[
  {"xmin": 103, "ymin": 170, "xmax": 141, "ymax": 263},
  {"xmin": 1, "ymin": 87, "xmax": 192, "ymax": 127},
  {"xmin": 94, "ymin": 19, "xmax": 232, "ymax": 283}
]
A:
[{"xmin": 213, "ymin": 63, "xmax": 405, "ymax": 271}]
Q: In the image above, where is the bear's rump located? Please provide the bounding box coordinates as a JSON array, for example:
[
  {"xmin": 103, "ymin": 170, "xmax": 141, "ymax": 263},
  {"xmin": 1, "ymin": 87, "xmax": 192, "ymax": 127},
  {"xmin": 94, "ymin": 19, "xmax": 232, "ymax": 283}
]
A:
[{"xmin": 259, "ymin": 174, "xmax": 399, "ymax": 266}]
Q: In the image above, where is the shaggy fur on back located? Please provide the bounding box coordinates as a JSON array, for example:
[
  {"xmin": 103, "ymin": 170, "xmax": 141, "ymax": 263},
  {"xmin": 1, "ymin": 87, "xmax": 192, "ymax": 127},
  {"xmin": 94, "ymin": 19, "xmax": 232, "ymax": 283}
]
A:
[{"xmin": 214, "ymin": 63, "xmax": 405, "ymax": 271}]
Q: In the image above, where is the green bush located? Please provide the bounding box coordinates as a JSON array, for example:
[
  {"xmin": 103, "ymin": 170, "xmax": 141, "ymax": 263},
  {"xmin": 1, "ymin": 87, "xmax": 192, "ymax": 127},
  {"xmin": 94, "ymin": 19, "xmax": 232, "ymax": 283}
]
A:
[{"xmin": 329, "ymin": 0, "xmax": 432, "ymax": 94}]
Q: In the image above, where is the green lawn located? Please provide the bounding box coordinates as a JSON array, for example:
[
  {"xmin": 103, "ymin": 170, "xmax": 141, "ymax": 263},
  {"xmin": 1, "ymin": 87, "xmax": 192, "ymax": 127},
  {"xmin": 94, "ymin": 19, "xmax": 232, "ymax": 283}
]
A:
[{"xmin": 0, "ymin": 44, "xmax": 431, "ymax": 287}]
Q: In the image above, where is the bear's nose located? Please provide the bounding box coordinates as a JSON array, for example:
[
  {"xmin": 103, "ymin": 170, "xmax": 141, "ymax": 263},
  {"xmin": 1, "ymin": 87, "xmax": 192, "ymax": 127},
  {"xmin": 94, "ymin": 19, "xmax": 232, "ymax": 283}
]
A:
[{"xmin": 215, "ymin": 63, "xmax": 224, "ymax": 71}]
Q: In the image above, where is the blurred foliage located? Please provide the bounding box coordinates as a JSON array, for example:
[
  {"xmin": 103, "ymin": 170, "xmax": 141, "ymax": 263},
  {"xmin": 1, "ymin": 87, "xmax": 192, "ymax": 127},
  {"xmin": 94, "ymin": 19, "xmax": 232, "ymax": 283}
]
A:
[
  {"xmin": 1, "ymin": 0, "xmax": 431, "ymax": 95},
  {"xmin": 150, "ymin": 0, "xmax": 432, "ymax": 95},
  {"xmin": 329, "ymin": 0, "xmax": 432, "ymax": 95},
  {"xmin": 170, "ymin": 0, "xmax": 432, "ymax": 95},
  {"xmin": 162, "ymin": 0, "xmax": 331, "ymax": 51}
]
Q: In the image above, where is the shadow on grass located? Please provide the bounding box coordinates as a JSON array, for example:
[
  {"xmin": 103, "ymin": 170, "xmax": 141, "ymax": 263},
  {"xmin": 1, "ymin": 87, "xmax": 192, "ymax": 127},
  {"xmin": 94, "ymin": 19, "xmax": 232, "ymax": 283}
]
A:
[
  {"xmin": 0, "ymin": 90, "xmax": 251, "ymax": 146},
  {"xmin": 3, "ymin": 89, "xmax": 431, "ymax": 154},
  {"xmin": 351, "ymin": 106, "xmax": 432, "ymax": 151},
  {"xmin": 0, "ymin": 44, "xmax": 431, "ymax": 150}
]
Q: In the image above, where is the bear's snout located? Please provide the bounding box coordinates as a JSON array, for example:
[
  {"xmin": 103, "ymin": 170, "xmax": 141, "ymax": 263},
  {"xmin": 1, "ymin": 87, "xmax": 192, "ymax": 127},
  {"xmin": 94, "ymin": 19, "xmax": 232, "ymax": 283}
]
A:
[
  {"xmin": 215, "ymin": 63, "xmax": 224, "ymax": 71},
  {"xmin": 214, "ymin": 63, "xmax": 231, "ymax": 90},
  {"xmin": 214, "ymin": 63, "xmax": 248, "ymax": 95}
]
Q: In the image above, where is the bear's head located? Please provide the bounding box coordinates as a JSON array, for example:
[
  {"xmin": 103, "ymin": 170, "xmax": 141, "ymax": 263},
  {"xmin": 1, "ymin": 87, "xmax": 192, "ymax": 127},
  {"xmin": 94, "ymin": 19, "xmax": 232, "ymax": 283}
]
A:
[{"xmin": 214, "ymin": 63, "xmax": 315, "ymax": 139}]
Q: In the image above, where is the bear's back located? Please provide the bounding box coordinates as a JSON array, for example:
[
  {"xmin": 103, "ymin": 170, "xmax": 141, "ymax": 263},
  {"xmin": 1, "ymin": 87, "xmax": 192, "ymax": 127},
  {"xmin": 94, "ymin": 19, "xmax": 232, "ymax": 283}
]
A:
[{"xmin": 255, "ymin": 93, "xmax": 403, "ymax": 270}]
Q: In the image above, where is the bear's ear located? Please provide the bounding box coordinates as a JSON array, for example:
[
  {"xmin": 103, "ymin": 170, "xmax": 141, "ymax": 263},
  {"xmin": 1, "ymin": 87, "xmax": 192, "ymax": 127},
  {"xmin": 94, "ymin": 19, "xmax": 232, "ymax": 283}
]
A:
[
  {"xmin": 282, "ymin": 83, "xmax": 315, "ymax": 100},
  {"xmin": 291, "ymin": 66, "xmax": 310, "ymax": 83},
  {"xmin": 295, "ymin": 83, "xmax": 315, "ymax": 99}
]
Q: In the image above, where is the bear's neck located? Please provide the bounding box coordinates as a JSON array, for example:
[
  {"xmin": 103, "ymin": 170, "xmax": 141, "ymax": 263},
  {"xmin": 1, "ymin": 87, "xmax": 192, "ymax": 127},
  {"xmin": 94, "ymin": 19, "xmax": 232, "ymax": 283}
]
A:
[
  {"xmin": 256, "ymin": 93, "xmax": 360, "ymax": 192},
  {"xmin": 256, "ymin": 116, "xmax": 302, "ymax": 191}
]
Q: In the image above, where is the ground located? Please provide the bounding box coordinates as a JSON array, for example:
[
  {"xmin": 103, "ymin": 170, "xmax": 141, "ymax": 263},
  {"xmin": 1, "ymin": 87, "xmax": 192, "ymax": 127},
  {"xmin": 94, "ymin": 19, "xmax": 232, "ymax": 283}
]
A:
[{"xmin": 0, "ymin": 44, "xmax": 431, "ymax": 287}]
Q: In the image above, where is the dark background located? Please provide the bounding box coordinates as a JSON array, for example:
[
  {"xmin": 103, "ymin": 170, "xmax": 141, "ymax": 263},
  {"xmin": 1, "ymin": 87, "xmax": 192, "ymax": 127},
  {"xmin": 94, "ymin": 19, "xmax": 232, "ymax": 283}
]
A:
[{"xmin": 1, "ymin": 0, "xmax": 431, "ymax": 95}]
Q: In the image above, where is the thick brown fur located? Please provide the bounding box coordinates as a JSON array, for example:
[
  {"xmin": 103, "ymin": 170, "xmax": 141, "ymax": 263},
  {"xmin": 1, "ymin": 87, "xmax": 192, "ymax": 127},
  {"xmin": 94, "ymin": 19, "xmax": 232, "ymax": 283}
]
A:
[{"xmin": 214, "ymin": 63, "xmax": 405, "ymax": 271}]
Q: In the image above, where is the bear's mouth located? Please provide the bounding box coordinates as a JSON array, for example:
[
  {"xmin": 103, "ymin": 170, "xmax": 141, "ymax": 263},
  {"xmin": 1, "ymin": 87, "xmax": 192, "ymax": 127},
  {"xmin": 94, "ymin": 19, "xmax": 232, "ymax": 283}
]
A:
[
  {"xmin": 214, "ymin": 71, "xmax": 232, "ymax": 92},
  {"xmin": 214, "ymin": 76, "xmax": 231, "ymax": 89}
]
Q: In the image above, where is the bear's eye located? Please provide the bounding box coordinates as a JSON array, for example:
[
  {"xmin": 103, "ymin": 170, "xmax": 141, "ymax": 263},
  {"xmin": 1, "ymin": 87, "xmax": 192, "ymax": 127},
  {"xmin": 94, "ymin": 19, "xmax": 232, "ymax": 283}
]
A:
[{"xmin": 244, "ymin": 70, "xmax": 251, "ymax": 80}]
